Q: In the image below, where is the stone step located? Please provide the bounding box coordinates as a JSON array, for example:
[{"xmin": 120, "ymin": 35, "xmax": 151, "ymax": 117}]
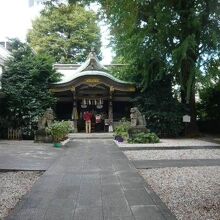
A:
[{"xmin": 69, "ymin": 132, "xmax": 113, "ymax": 139}]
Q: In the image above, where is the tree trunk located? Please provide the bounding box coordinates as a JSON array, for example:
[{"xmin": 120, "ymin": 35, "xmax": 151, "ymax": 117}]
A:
[
  {"xmin": 181, "ymin": 60, "xmax": 199, "ymax": 137},
  {"xmin": 178, "ymin": 0, "xmax": 202, "ymax": 137},
  {"xmin": 184, "ymin": 89, "xmax": 199, "ymax": 137}
]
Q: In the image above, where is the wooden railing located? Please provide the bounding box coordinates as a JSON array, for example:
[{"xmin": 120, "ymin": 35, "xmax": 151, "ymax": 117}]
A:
[{"xmin": 8, "ymin": 128, "xmax": 22, "ymax": 140}]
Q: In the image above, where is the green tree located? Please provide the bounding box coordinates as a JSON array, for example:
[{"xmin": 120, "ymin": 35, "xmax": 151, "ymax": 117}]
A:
[
  {"xmin": 135, "ymin": 75, "xmax": 185, "ymax": 137},
  {"xmin": 27, "ymin": 3, "xmax": 101, "ymax": 63},
  {"xmin": 198, "ymin": 81, "xmax": 220, "ymax": 121},
  {"xmin": 197, "ymin": 59, "xmax": 220, "ymax": 90},
  {"xmin": 76, "ymin": 0, "xmax": 220, "ymax": 135},
  {"xmin": 1, "ymin": 39, "xmax": 60, "ymax": 137},
  {"xmin": 197, "ymin": 60, "xmax": 220, "ymax": 128},
  {"xmin": 197, "ymin": 78, "xmax": 220, "ymax": 133}
]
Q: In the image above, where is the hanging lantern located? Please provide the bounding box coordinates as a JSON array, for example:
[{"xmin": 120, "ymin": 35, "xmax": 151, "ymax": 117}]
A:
[
  {"xmin": 99, "ymin": 98, "xmax": 102, "ymax": 105},
  {"xmin": 81, "ymin": 99, "xmax": 87, "ymax": 108},
  {"xmin": 97, "ymin": 104, "xmax": 103, "ymax": 109},
  {"xmin": 81, "ymin": 103, "xmax": 87, "ymax": 108}
]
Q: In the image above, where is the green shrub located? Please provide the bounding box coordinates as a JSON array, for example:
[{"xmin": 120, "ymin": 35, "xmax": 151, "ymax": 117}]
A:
[
  {"xmin": 47, "ymin": 121, "xmax": 71, "ymax": 142},
  {"xmin": 128, "ymin": 132, "xmax": 160, "ymax": 144},
  {"xmin": 114, "ymin": 118, "xmax": 131, "ymax": 140}
]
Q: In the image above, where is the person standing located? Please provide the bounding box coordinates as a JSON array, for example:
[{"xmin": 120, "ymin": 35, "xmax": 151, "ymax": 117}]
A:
[
  {"xmin": 83, "ymin": 111, "xmax": 93, "ymax": 133},
  {"xmin": 95, "ymin": 113, "xmax": 102, "ymax": 131}
]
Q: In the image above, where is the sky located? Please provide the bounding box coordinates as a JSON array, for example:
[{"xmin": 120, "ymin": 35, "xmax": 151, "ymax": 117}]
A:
[{"xmin": 0, "ymin": 0, "xmax": 113, "ymax": 64}]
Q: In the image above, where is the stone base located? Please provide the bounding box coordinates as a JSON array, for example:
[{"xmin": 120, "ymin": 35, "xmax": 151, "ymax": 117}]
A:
[{"xmin": 34, "ymin": 129, "xmax": 53, "ymax": 143}]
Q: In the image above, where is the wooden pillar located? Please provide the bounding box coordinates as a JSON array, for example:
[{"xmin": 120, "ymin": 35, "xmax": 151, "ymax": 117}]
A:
[
  {"xmin": 108, "ymin": 87, "xmax": 114, "ymax": 132},
  {"xmin": 71, "ymin": 87, "xmax": 78, "ymax": 132}
]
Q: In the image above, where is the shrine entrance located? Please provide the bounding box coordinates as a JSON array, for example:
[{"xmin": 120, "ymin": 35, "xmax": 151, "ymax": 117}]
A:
[
  {"xmin": 50, "ymin": 50, "xmax": 136, "ymax": 132},
  {"xmin": 77, "ymin": 100, "xmax": 109, "ymax": 132},
  {"xmin": 76, "ymin": 84, "xmax": 109, "ymax": 132}
]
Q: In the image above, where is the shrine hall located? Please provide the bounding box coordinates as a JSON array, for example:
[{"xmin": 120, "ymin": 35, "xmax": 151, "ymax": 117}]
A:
[{"xmin": 50, "ymin": 51, "xmax": 136, "ymax": 132}]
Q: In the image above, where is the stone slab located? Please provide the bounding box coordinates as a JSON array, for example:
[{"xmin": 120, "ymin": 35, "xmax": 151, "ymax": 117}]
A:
[
  {"xmin": 6, "ymin": 139, "xmax": 176, "ymax": 220},
  {"xmin": 133, "ymin": 159, "xmax": 220, "ymax": 169},
  {"xmin": 124, "ymin": 189, "xmax": 155, "ymax": 206},
  {"xmin": 0, "ymin": 140, "xmax": 64, "ymax": 171},
  {"xmin": 131, "ymin": 205, "xmax": 167, "ymax": 220},
  {"xmin": 120, "ymin": 146, "xmax": 220, "ymax": 151}
]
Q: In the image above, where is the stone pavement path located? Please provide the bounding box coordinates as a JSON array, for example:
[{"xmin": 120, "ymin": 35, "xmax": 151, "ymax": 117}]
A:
[
  {"xmin": 6, "ymin": 139, "xmax": 175, "ymax": 220},
  {"xmin": 0, "ymin": 141, "xmax": 63, "ymax": 171},
  {"xmin": 133, "ymin": 159, "xmax": 220, "ymax": 169}
]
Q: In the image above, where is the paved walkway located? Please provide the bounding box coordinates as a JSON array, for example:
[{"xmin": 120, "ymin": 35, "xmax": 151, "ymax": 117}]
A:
[
  {"xmin": 6, "ymin": 139, "xmax": 175, "ymax": 220},
  {"xmin": 133, "ymin": 159, "xmax": 220, "ymax": 169},
  {"xmin": 120, "ymin": 146, "xmax": 220, "ymax": 151},
  {"xmin": 0, "ymin": 141, "xmax": 63, "ymax": 170}
]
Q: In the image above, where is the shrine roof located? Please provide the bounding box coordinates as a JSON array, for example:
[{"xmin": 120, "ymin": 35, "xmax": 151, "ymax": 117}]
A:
[{"xmin": 52, "ymin": 51, "xmax": 133, "ymax": 86}]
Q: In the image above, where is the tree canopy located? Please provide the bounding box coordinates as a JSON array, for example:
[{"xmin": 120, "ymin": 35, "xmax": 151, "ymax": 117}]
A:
[
  {"xmin": 1, "ymin": 39, "xmax": 60, "ymax": 136},
  {"xmin": 27, "ymin": 3, "xmax": 101, "ymax": 63},
  {"xmin": 74, "ymin": 0, "xmax": 220, "ymax": 135}
]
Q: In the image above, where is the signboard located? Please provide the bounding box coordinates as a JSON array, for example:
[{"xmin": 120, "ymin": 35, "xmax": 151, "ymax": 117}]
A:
[
  {"xmin": 85, "ymin": 78, "xmax": 100, "ymax": 84},
  {"xmin": 183, "ymin": 115, "xmax": 191, "ymax": 123},
  {"xmin": 109, "ymin": 125, "xmax": 113, "ymax": 132}
]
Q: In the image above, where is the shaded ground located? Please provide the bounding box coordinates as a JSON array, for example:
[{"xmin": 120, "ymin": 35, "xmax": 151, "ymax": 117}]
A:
[
  {"xmin": 0, "ymin": 140, "xmax": 64, "ymax": 218},
  {"xmin": 120, "ymin": 139, "xmax": 220, "ymax": 220},
  {"xmin": 0, "ymin": 140, "xmax": 64, "ymax": 170},
  {"xmin": 3, "ymin": 137, "xmax": 219, "ymax": 220},
  {"xmin": 5, "ymin": 139, "xmax": 175, "ymax": 220},
  {"xmin": 199, "ymin": 134, "xmax": 220, "ymax": 144}
]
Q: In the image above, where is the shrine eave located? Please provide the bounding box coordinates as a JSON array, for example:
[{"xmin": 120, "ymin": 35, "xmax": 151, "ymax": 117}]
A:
[
  {"xmin": 52, "ymin": 70, "xmax": 133, "ymax": 85},
  {"xmin": 50, "ymin": 70, "xmax": 136, "ymax": 93},
  {"xmin": 50, "ymin": 50, "xmax": 136, "ymax": 93}
]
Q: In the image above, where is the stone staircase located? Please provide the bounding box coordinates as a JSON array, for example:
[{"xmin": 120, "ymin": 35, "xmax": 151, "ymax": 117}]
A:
[{"xmin": 68, "ymin": 132, "xmax": 113, "ymax": 139}]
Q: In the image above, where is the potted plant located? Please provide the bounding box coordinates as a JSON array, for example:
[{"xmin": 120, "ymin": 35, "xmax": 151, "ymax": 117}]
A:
[{"xmin": 47, "ymin": 121, "xmax": 71, "ymax": 148}]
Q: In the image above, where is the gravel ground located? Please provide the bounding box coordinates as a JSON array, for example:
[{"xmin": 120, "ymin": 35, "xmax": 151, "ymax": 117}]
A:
[
  {"xmin": 124, "ymin": 149, "xmax": 220, "ymax": 160},
  {"xmin": 140, "ymin": 167, "xmax": 220, "ymax": 220},
  {"xmin": 0, "ymin": 171, "xmax": 43, "ymax": 219},
  {"xmin": 116, "ymin": 139, "xmax": 220, "ymax": 148}
]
